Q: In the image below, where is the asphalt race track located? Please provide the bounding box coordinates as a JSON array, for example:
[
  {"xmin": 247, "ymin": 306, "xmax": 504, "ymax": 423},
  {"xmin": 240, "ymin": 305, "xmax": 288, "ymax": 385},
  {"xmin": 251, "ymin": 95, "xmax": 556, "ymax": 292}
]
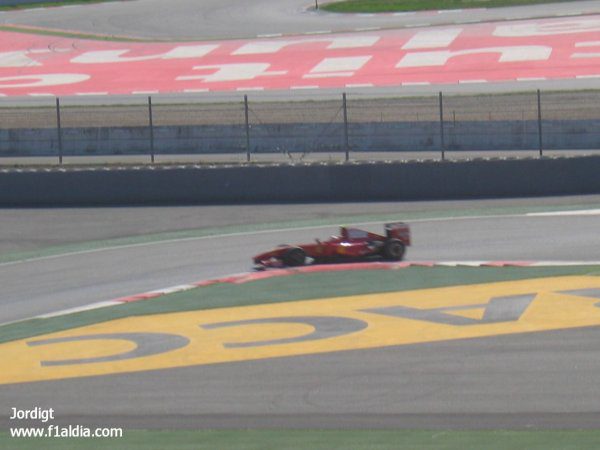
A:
[
  {"xmin": 1, "ymin": 197, "xmax": 600, "ymax": 429},
  {"xmin": 2, "ymin": 196, "xmax": 600, "ymax": 324},
  {"xmin": 1, "ymin": 0, "xmax": 600, "ymax": 40}
]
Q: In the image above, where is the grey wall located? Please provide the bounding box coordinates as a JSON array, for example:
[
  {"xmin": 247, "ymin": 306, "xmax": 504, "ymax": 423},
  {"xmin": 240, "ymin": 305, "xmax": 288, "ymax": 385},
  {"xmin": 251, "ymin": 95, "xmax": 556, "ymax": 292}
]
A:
[
  {"xmin": 1, "ymin": 156, "xmax": 599, "ymax": 206},
  {"xmin": 0, "ymin": 0, "xmax": 47, "ymax": 4},
  {"xmin": 2, "ymin": 120, "xmax": 599, "ymax": 156}
]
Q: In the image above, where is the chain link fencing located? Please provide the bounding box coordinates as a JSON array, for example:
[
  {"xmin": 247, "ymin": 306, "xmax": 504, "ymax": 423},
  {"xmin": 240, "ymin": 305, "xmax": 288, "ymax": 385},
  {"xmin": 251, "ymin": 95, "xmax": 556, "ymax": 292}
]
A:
[{"xmin": 1, "ymin": 90, "xmax": 600, "ymax": 164}]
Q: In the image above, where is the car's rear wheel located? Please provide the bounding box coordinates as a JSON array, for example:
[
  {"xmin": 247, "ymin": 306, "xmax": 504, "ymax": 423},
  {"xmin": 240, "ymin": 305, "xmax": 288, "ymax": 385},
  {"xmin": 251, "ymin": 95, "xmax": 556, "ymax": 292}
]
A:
[
  {"xmin": 282, "ymin": 247, "xmax": 306, "ymax": 267},
  {"xmin": 383, "ymin": 239, "xmax": 405, "ymax": 261}
]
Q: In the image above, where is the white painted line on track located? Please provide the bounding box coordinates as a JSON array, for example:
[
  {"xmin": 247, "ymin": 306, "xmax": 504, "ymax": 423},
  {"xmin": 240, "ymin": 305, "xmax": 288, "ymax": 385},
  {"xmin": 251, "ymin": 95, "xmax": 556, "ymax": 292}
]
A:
[
  {"xmin": 75, "ymin": 92, "xmax": 108, "ymax": 96},
  {"xmin": 517, "ymin": 77, "xmax": 546, "ymax": 81},
  {"xmin": 459, "ymin": 79, "xmax": 487, "ymax": 84},
  {"xmin": 575, "ymin": 42, "xmax": 600, "ymax": 47},
  {"xmin": 290, "ymin": 85, "xmax": 319, "ymax": 89},
  {"xmin": 346, "ymin": 83, "xmax": 374, "ymax": 88},
  {"xmin": 37, "ymin": 300, "xmax": 122, "ymax": 319},
  {"xmin": 402, "ymin": 81, "xmax": 430, "ymax": 86},
  {"xmin": 304, "ymin": 30, "xmax": 332, "ymax": 35},
  {"xmin": 184, "ymin": 88, "xmax": 210, "ymax": 93},
  {"xmin": 236, "ymin": 87, "xmax": 264, "ymax": 91},
  {"xmin": 304, "ymin": 72, "xmax": 354, "ymax": 78},
  {"xmin": 28, "ymin": 93, "xmax": 54, "ymax": 97},
  {"xmin": 146, "ymin": 284, "xmax": 197, "ymax": 295},
  {"xmin": 576, "ymin": 74, "xmax": 600, "ymax": 79},
  {"xmin": 355, "ymin": 27, "xmax": 381, "ymax": 32},
  {"xmin": 132, "ymin": 91, "xmax": 159, "ymax": 95},
  {"xmin": 527, "ymin": 209, "xmax": 600, "ymax": 217},
  {"xmin": 257, "ymin": 33, "xmax": 283, "ymax": 38}
]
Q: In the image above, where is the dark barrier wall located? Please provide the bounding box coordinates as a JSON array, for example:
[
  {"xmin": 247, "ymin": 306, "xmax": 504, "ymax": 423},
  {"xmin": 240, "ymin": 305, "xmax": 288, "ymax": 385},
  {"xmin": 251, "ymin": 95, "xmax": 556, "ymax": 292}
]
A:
[
  {"xmin": 1, "ymin": 156, "xmax": 600, "ymax": 205},
  {"xmin": 0, "ymin": 0, "xmax": 45, "ymax": 4},
  {"xmin": 3, "ymin": 120, "xmax": 600, "ymax": 156}
]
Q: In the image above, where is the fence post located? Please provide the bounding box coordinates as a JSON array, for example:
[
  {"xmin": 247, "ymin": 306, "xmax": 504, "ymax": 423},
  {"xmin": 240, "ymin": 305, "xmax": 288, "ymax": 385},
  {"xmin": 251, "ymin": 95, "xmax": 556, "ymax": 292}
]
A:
[
  {"xmin": 56, "ymin": 97, "xmax": 63, "ymax": 164},
  {"xmin": 244, "ymin": 95, "xmax": 251, "ymax": 162},
  {"xmin": 343, "ymin": 92, "xmax": 349, "ymax": 161},
  {"xmin": 148, "ymin": 96, "xmax": 155, "ymax": 163},
  {"xmin": 537, "ymin": 89, "xmax": 543, "ymax": 158},
  {"xmin": 438, "ymin": 91, "xmax": 445, "ymax": 161}
]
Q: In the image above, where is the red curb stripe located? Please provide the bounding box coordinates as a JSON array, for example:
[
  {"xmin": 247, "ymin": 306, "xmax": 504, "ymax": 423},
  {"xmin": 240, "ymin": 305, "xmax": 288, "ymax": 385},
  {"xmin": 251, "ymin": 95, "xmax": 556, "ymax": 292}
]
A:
[
  {"xmin": 116, "ymin": 292, "xmax": 163, "ymax": 303},
  {"xmin": 107, "ymin": 260, "xmax": 558, "ymax": 305}
]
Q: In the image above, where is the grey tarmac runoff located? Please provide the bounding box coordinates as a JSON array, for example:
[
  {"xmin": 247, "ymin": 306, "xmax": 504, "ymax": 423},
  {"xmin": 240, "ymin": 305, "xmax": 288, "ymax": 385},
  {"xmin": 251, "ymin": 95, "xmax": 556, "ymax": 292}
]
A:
[{"xmin": 1, "ymin": 0, "xmax": 599, "ymax": 40}]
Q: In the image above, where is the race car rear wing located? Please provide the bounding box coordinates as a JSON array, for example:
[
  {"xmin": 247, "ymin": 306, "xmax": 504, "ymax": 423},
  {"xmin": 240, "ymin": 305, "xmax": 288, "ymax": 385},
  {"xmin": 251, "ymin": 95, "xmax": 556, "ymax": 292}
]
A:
[{"xmin": 385, "ymin": 222, "xmax": 411, "ymax": 246}]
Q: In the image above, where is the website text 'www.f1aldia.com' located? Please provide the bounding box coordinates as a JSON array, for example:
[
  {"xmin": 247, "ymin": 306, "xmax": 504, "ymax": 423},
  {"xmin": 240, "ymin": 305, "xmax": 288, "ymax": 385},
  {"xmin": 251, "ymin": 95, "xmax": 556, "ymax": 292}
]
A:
[{"xmin": 10, "ymin": 425, "xmax": 123, "ymax": 438}]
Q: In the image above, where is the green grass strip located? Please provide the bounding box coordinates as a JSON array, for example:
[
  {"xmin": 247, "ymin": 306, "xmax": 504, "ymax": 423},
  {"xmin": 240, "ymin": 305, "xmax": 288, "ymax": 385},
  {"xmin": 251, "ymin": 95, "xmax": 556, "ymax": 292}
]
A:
[
  {"xmin": 322, "ymin": 0, "xmax": 579, "ymax": 13},
  {"xmin": 1, "ymin": 265, "xmax": 599, "ymax": 344},
  {"xmin": 2, "ymin": 429, "xmax": 600, "ymax": 449}
]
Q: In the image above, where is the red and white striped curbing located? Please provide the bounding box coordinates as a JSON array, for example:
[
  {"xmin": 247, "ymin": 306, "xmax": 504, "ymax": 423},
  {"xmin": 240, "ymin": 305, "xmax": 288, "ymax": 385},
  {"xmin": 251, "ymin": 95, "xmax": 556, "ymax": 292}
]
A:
[{"xmin": 33, "ymin": 260, "xmax": 600, "ymax": 319}]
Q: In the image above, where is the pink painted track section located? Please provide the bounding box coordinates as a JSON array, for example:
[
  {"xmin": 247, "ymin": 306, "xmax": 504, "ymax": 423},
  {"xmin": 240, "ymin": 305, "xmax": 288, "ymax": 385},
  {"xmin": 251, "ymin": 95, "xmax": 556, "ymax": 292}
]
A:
[{"xmin": 1, "ymin": 15, "xmax": 599, "ymax": 96}]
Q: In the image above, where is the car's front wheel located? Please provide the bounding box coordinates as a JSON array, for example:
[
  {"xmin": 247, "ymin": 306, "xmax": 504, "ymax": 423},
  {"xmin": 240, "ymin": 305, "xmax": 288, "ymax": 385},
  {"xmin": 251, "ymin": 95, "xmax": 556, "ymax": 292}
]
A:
[
  {"xmin": 282, "ymin": 247, "xmax": 307, "ymax": 267},
  {"xmin": 383, "ymin": 239, "xmax": 405, "ymax": 261}
]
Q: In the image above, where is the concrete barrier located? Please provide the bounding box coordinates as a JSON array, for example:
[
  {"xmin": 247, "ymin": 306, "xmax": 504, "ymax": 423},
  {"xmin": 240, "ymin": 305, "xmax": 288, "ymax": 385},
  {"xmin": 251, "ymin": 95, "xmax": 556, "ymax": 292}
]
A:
[
  {"xmin": 0, "ymin": 0, "xmax": 73, "ymax": 5},
  {"xmin": 2, "ymin": 120, "xmax": 599, "ymax": 156},
  {"xmin": 1, "ymin": 156, "xmax": 600, "ymax": 205},
  {"xmin": 0, "ymin": 0, "xmax": 48, "ymax": 5}
]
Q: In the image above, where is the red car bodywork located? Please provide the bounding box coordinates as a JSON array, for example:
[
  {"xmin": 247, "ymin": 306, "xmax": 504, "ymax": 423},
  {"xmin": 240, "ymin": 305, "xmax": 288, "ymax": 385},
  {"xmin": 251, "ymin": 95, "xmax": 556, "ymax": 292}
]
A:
[{"xmin": 253, "ymin": 222, "xmax": 411, "ymax": 269}]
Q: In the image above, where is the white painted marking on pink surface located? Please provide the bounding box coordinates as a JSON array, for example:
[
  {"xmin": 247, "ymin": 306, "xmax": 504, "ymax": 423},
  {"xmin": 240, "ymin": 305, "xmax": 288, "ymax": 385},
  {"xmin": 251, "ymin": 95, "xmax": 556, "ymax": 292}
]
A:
[
  {"xmin": 233, "ymin": 36, "xmax": 379, "ymax": 55},
  {"xmin": 572, "ymin": 40, "xmax": 600, "ymax": 58},
  {"xmin": 402, "ymin": 28, "xmax": 462, "ymax": 49},
  {"xmin": 178, "ymin": 63, "xmax": 286, "ymax": 83},
  {"xmin": 304, "ymin": 56, "xmax": 371, "ymax": 79},
  {"xmin": 0, "ymin": 51, "xmax": 42, "ymax": 68},
  {"xmin": 0, "ymin": 74, "xmax": 89, "ymax": 88},
  {"xmin": 397, "ymin": 46, "xmax": 552, "ymax": 68},
  {"xmin": 71, "ymin": 45, "xmax": 218, "ymax": 64}
]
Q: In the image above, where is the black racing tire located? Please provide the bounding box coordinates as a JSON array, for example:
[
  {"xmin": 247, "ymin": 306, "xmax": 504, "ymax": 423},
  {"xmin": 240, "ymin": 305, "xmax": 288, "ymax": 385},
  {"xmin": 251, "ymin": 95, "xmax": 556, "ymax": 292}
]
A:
[
  {"xmin": 383, "ymin": 239, "xmax": 405, "ymax": 261},
  {"xmin": 282, "ymin": 247, "xmax": 307, "ymax": 267}
]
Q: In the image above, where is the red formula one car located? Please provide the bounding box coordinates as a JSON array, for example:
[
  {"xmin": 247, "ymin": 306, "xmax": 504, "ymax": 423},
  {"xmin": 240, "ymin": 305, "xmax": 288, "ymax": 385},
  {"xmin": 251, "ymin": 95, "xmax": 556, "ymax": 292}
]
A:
[{"xmin": 253, "ymin": 222, "xmax": 410, "ymax": 269}]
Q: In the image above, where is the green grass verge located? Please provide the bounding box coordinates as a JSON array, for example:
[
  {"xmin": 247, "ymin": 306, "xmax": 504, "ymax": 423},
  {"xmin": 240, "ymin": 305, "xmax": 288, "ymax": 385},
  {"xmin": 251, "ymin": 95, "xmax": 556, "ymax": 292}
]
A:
[
  {"xmin": 3, "ymin": 429, "xmax": 600, "ymax": 450},
  {"xmin": 322, "ymin": 0, "xmax": 578, "ymax": 13},
  {"xmin": 2, "ymin": 265, "xmax": 599, "ymax": 344}
]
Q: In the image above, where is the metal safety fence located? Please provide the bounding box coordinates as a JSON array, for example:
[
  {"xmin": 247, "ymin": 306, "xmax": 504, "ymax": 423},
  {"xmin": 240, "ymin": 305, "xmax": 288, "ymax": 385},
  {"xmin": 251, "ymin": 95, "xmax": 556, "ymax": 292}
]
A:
[{"xmin": 1, "ymin": 89, "xmax": 600, "ymax": 164}]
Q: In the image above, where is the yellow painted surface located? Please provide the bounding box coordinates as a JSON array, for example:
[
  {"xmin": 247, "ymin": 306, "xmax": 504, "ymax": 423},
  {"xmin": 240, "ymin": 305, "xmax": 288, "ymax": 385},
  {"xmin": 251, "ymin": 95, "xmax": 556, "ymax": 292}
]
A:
[{"xmin": 2, "ymin": 276, "xmax": 600, "ymax": 384}]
